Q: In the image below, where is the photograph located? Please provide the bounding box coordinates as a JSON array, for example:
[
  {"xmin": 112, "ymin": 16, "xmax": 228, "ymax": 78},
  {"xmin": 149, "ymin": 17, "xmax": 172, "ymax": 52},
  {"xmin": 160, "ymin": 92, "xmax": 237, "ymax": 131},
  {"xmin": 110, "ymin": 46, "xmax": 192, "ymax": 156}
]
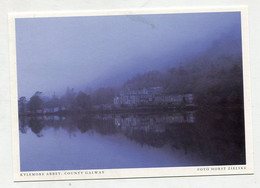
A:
[{"xmin": 9, "ymin": 8, "xmax": 253, "ymax": 181}]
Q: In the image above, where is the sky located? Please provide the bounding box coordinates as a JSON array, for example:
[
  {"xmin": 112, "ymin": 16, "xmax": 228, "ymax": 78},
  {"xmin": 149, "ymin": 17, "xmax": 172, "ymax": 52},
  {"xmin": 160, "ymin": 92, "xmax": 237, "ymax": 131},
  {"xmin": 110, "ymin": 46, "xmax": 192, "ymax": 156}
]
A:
[{"xmin": 15, "ymin": 12, "xmax": 241, "ymax": 98}]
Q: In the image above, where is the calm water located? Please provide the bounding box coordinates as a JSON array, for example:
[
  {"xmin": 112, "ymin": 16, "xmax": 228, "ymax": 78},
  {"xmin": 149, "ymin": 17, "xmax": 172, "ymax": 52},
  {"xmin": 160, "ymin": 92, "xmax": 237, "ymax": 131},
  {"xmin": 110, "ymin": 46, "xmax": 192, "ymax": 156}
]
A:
[{"xmin": 19, "ymin": 110, "xmax": 245, "ymax": 171}]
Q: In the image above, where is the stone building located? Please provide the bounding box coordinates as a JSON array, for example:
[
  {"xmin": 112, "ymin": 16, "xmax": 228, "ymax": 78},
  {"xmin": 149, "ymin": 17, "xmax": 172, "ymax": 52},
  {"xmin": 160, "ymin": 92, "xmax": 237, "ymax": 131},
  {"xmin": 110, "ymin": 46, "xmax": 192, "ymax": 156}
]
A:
[{"xmin": 113, "ymin": 87, "xmax": 194, "ymax": 106}]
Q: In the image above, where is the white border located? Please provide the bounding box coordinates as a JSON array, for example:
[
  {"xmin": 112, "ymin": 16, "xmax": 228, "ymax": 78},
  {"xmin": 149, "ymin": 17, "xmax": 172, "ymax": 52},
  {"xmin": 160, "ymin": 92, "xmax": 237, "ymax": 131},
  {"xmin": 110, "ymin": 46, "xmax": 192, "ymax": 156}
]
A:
[{"xmin": 9, "ymin": 7, "xmax": 253, "ymax": 182}]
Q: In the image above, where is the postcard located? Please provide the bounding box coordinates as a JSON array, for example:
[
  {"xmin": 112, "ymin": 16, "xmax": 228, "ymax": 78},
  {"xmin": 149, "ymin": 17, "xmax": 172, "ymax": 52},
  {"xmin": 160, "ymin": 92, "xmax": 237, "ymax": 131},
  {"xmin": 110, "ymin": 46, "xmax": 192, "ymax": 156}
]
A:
[{"xmin": 9, "ymin": 7, "xmax": 253, "ymax": 181}]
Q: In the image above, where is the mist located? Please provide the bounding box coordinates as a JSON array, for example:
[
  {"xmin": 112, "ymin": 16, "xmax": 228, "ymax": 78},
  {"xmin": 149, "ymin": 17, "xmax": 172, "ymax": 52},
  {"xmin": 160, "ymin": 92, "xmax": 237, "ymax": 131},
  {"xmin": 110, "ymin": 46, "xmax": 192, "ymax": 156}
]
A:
[{"xmin": 15, "ymin": 12, "xmax": 241, "ymax": 98}]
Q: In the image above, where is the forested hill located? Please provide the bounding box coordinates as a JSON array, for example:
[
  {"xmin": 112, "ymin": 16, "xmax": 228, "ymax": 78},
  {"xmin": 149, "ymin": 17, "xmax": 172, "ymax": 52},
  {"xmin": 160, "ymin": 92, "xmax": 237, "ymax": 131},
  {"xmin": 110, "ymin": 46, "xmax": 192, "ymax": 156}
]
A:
[{"xmin": 123, "ymin": 35, "xmax": 243, "ymax": 107}]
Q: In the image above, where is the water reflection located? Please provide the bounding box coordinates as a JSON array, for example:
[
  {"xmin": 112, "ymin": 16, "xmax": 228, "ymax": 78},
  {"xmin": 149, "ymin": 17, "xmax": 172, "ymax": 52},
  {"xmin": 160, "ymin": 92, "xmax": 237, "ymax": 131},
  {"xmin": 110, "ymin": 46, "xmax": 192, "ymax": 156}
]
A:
[{"xmin": 19, "ymin": 110, "xmax": 245, "ymax": 171}]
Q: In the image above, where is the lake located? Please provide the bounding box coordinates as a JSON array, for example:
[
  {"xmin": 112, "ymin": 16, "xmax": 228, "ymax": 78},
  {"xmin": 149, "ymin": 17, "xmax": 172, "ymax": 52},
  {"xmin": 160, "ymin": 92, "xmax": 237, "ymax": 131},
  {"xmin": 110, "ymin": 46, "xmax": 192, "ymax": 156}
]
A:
[{"xmin": 19, "ymin": 110, "xmax": 245, "ymax": 171}]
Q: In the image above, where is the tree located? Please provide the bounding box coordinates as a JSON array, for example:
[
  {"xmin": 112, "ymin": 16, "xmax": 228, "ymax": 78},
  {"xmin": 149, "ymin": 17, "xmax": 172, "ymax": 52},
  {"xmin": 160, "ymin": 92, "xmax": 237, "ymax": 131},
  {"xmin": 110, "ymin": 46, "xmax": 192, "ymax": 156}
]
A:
[
  {"xmin": 50, "ymin": 94, "xmax": 60, "ymax": 108},
  {"xmin": 60, "ymin": 87, "xmax": 76, "ymax": 110},
  {"xmin": 28, "ymin": 92, "xmax": 43, "ymax": 113},
  {"xmin": 91, "ymin": 87, "xmax": 117, "ymax": 105},
  {"xmin": 76, "ymin": 91, "xmax": 92, "ymax": 111},
  {"xmin": 18, "ymin": 96, "xmax": 27, "ymax": 114}
]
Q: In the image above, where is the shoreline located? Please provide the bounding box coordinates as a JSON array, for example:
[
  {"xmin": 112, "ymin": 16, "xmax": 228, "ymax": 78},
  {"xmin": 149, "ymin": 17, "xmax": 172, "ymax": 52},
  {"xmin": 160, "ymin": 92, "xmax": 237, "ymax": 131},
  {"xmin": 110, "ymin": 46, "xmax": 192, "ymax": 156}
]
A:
[{"xmin": 19, "ymin": 104, "xmax": 244, "ymax": 117}]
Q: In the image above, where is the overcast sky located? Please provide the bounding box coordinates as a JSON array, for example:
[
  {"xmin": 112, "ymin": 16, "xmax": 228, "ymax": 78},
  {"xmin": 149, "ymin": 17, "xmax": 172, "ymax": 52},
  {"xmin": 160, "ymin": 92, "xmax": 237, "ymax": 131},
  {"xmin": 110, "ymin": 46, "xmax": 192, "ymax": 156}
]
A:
[{"xmin": 15, "ymin": 12, "xmax": 241, "ymax": 98}]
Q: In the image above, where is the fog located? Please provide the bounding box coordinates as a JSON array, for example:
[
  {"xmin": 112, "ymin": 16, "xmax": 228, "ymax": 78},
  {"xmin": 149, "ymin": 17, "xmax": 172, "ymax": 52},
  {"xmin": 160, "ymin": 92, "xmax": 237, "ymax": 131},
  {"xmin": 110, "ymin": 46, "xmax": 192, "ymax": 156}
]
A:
[{"xmin": 15, "ymin": 12, "xmax": 241, "ymax": 98}]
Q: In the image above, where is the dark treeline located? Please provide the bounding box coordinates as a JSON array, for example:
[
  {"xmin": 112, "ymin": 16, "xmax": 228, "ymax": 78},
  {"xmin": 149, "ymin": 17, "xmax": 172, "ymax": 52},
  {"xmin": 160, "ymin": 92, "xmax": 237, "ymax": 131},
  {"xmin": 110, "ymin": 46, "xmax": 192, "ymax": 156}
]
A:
[
  {"xmin": 18, "ymin": 86, "xmax": 121, "ymax": 114},
  {"xmin": 18, "ymin": 35, "xmax": 244, "ymax": 114},
  {"xmin": 18, "ymin": 88, "xmax": 116, "ymax": 114}
]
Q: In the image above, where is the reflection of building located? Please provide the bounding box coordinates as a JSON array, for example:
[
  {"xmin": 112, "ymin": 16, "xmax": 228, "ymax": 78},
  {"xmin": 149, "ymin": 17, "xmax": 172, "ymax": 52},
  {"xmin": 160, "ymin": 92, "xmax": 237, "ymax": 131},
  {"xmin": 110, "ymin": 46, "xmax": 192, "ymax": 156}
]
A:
[
  {"xmin": 114, "ymin": 112, "xmax": 195, "ymax": 133},
  {"xmin": 113, "ymin": 87, "xmax": 194, "ymax": 106}
]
